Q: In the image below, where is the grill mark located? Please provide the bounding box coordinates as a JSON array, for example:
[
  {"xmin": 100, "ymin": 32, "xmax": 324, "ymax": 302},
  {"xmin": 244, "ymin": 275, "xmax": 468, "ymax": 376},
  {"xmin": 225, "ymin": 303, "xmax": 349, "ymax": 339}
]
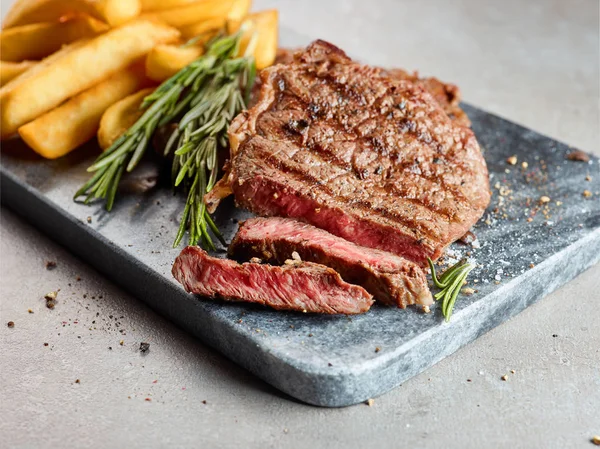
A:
[
  {"xmin": 387, "ymin": 194, "xmax": 455, "ymax": 220},
  {"xmin": 262, "ymin": 117, "xmax": 471, "ymax": 219},
  {"xmin": 271, "ymin": 82, "xmax": 478, "ymax": 210},
  {"xmin": 243, "ymin": 142, "xmax": 446, "ymax": 241},
  {"xmin": 280, "ymin": 59, "xmax": 478, "ymax": 172},
  {"xmin": 306, "ymin": 141, "xmax": 354, "ymax": 170},
  {"xmin": 342, "ymin": 136, "xmax": 474, "ymax": 212},
  {"xmin": 265, "ymin": 122, "xmax": 475, "ymax": 219},
  {"xmin": 380, "ymin": 122, "xmax": 477, "ymax": 199},
  {"xmin": 255, "ymin": 107, "xmax": 474, "ymax": 219},
  {"xmin": 301, "ymin": 125, "xmax": 474, "ymax": 206}
]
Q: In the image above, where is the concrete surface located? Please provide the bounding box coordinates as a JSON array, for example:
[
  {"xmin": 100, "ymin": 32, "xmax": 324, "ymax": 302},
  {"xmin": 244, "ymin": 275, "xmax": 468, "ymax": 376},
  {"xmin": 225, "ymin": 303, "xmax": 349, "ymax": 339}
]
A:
[{"xmin": 1, "ymin": 0, "xmax": 599, "ymax": 447}]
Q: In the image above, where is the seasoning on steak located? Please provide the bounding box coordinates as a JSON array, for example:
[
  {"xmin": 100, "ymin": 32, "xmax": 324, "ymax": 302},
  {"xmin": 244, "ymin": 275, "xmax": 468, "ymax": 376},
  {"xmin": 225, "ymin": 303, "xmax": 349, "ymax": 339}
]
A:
[
  {"xmin": 210, "ymin": 40, "xmax": 490, "ymax": 265},
  {"xmin": 384, "ymin": 68, "xmax": 471, "ymax": 127},
  {"xmin": 229, "ymin": 217, "xmax": 433, "ymax": 308},
  {"xmin": 172, "ymin": 246, "xmax": 374, "ymax": 314},
  {"xmin": 265, "ymin": 48, "xmax": 470, "ymax": 126}
]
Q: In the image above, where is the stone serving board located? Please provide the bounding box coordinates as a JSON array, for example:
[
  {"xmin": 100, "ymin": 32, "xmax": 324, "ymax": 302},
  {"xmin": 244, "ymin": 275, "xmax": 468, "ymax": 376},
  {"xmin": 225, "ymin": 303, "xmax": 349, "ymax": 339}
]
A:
[{"xmin": 1, "ymin": 33, "xmax": 599, "ymax": 407}]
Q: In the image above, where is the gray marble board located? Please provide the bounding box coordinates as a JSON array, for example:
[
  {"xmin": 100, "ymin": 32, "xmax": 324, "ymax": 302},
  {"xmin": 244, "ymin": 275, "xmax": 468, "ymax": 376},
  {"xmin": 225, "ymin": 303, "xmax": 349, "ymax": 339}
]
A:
[{"xmin": 1, "ymin": 40, "xmax": 599, "ymax": 407}]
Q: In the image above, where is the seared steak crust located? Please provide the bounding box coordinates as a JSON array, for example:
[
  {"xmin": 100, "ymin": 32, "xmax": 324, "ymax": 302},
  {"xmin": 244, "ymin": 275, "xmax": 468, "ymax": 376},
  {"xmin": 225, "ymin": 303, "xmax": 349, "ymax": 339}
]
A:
[
  {"xmin": 224, "ymin": 40, "xmax": 490, "ymax": 264},
  {"xmin": 384, "ymin": 68, "xmax": 471, "ymax": 127},
  {"xmin": 172, "ymin": 246, "xmax": 374, "ymax": 314},
  {"xmin": 269, "ymin": 48, "xmax": 470, "ymax": 126},
  {"xmin": 229, "ymin": 217, "xmax": 433, "ymax": 308}
]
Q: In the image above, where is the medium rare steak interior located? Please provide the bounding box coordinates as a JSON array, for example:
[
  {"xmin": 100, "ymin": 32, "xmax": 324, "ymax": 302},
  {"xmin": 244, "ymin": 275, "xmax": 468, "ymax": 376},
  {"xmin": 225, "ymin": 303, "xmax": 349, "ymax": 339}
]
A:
[
  {"xmin": 229, "ymin": 217, "xmax": 433, "ymax": 308},
  {"xmin": 214, "ymin": 40, "xmax": 490, "ymax": 265},
  {"xmin": 172, "ymin": 246, "xmax": 374, "ymax": 314}
]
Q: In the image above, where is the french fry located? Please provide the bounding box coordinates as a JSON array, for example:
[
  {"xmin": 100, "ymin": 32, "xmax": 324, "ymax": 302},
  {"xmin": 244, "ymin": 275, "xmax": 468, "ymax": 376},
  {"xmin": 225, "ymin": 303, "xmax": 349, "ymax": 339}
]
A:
[
  {"xmin": 2, "ymin": 0, "xmax": 142, "ymax": 28},
  {"xmin": 0, "ymin": 39, "xmax": 87, "ymax": 95},
  {"xmin": 141, "ymin": 0, "xmax": 216, "ymax": 11},
  {"xmin": 228, "ymin": 9, "xmax": 278, "ymax": 70},
  {"xmin": 0, "ymin": 16, "xmax": 108, "ymax": 62},
  {"xmin": 18, "ymin": 65, "xmax": 151, "ymax": 159},
  {"xmin": 98, "ymin": 87, "xmax": 155, "ymax": 150},
  {"xmin": 145, "ymin": 43, "xmax": 205, "ymax": 82},
  {"xmin": 177, "ymin": 0, "xmax": 251, "ymax": 40},
  {"xmin": 91, "ymin": 0, "xmax": 142, "ymax": 26},
  {"xmin": 142, "ymin": 0, "xmax": 234, "ymax": 29},
  {"xmin": 179, "ymin": 16, "xmax": 225, "ymax": 39},
  {"xmin": 0, "ymin": 60, "xmax": 37, "ymax": 85},
  {"xmin": 1, "ymin": 19, "xmax": 179, "ymax": 138},
  {"xmin": 227, "ymin": 0, "xmax": 252, "ymax": 22}
]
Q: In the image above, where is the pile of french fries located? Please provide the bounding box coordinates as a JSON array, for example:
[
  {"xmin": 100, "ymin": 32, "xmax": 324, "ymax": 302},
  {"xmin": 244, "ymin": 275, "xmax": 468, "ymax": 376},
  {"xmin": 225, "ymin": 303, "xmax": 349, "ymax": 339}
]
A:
[{"xmin": 1, "ymin": 0, "xmax": 278, "ymax": 159}]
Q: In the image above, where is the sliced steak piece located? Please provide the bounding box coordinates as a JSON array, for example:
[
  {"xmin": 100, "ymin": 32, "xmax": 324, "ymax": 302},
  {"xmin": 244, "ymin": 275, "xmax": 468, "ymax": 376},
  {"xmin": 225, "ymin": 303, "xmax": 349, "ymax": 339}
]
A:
[
  {"xmin": 229, "ymin": 217, "xmax": 433, "ymax": 308},
  {"xmin": 172, "ymin": 246, "xmax": 374, "ymax": 314},
  {"xmin": 212, "ymin": 40, "xmax": 490, "ymax": 265}
]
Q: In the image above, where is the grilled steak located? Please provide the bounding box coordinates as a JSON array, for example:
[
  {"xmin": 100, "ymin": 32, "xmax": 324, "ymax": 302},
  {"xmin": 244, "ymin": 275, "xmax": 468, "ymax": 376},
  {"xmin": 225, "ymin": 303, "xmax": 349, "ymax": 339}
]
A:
[
  {"xmin": 212, "ymin": 40, "xmax": 490, "ymax": 265},
  {"xmin": 266, "ymin": 48, "xmax": 470, "ymax": 126},
  {"xmin": 172, "ymin": 246, "xmax": 374, "ymax": 314},
  {"xmin": 229, "ymin": 217, "xmax": 433, "ymax": 308}
]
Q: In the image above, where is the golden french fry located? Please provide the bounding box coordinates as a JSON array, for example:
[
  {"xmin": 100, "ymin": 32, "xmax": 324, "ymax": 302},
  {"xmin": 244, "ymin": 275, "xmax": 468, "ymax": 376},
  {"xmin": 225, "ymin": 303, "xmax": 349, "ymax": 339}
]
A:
[
  {"xmin": 18, "ymin": 65, "xmax": 150, "ymax": 159},
  {"xmin": 142, "ymin": 0, "xmax": 233, "ymax": 29},
  {"xmin": 1, "ymin": 39, "xmax": 87, "ymax": 95},
  {"xmin": 0, "ymin": 16, "xmax": 108, "ymax": 62},
  {"xmin": 227, "ymin": 0, "xmax": 252, "ymax": 22},
  {"xmin": 0, "ymin": 60, "xmax": 37, "ymax": 85},
  {"xmin": 98, "ymin": 87, "xmax": 155, "ymax": 150},
  {"xmin": 1, "ymin": 19, "xmax": 179, "ymax": 138},
  {"xmin": 179, "ymin": 16, "xmax": 225, "ymax": 39},
  {"xmin": 2, "ymin": 0, "xmax": 142, "ymax": 28},
  {"xmin": 92, "ymin": 0, "xmax": 142, "ymax": 26},
  {"xmin": 177, "ymin": 0, "xmax": 251, "ymax": 40},
  {"xmin": 141, "ymin": 0, "xmax": 216, "ymax": 11},
  {"xmin": 145, "ymin": 43, "xmax": 205, "ymax": 82},
  {"xmin": 229, "ymin": 9, "xmax": 278, "ymax": 70}
]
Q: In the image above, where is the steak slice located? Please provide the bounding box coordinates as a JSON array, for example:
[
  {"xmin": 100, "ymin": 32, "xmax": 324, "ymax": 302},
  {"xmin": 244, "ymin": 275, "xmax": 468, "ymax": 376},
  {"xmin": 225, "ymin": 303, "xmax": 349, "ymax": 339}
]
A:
[
  {"xmin": 229, "ymin": 217, "xmax": 433, "ymax": 308},
  {"xmin": 214, "ymin": 40, "xmax": 490, "ymax": 265},
  {"xmin": 172, "ymin": 246, "xmax": 374, "ymax": 314}
]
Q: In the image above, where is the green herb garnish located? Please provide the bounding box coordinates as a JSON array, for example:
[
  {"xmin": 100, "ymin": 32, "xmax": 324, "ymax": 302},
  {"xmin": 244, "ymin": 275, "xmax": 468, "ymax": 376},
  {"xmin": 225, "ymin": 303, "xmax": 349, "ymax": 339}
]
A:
[
  {"xmin": 74, "ymin": 29, "xmax": 256, "ymax": 250},
  {"xmin": 428, "ymin": 257, "xmax": 474, "ymax": 322},
  {"xmin": 165, "ymin": 53, "xmax": 255, "ymax": 249}
]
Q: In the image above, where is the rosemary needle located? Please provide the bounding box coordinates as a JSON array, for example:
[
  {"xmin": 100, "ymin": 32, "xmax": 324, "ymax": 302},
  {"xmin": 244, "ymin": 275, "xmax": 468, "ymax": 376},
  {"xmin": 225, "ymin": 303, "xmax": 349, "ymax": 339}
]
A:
[{"xmin": 428, "ymin": 258, "xmax": 474, "ymax": 321}]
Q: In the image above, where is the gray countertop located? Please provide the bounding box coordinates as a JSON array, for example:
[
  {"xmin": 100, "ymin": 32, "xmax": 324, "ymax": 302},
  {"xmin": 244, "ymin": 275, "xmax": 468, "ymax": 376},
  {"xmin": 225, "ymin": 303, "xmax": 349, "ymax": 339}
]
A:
[{"xmin": 1, "ymin": 0, "xmax": 599, "ymax": 447}]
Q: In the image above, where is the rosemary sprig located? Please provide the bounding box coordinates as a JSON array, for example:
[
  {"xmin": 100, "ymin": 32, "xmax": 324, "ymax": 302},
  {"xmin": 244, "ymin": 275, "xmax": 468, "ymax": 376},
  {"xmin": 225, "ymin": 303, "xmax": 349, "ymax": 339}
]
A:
[
  {"xmin": 74, "ymin": 29, "xmax": 255, "ymax": 249},
  {"xmin": 428, "ymin": 257, "xmax": 474, "ymax": 322},
  {"xmin": 166, "ymin": 54, "xmax": 255, "ymax": 249}
]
